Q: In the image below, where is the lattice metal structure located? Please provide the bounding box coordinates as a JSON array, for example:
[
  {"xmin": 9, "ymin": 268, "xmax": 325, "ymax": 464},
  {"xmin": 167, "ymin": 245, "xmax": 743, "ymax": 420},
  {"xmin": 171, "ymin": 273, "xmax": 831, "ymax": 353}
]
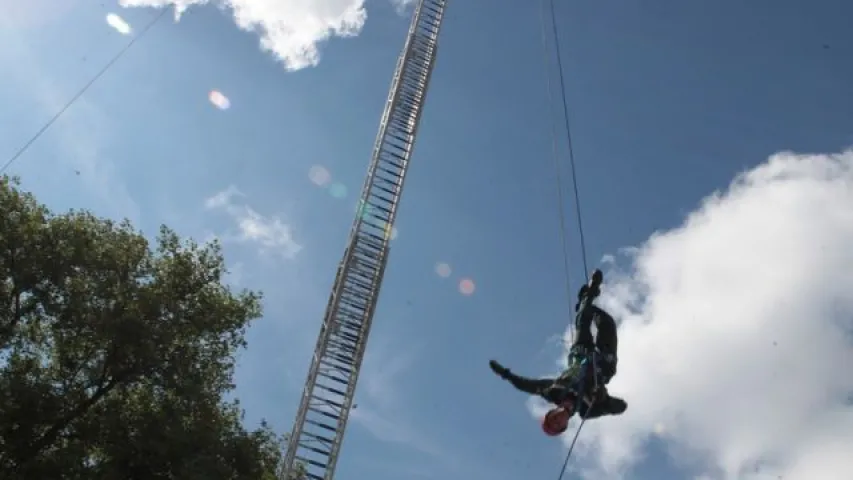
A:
[{"xmin": 278, "ymin": 1, "xmax": 448, "ymax": 479}]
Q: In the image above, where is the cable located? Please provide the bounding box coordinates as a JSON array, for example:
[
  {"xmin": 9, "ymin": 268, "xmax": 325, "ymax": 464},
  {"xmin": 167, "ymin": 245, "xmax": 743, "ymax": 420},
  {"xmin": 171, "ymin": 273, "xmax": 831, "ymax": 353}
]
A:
[
  {"xmin": 557, "ymin": 414, "xmax": 590, "ymax": 480},
  {"xmin": 556, "ymin": 352, "xmax": 599, "ymax": 480},
  {"xmin": 539, "ymin": 0, "xmax": 596, "ymax": 477},
  {"xmin": 546, "ymin": 0, "xmax": 590, "ymax": 280},
  {"xmin": 538, "ymin": 0, "xmax": 577, "ymax": 340},
  {"xmin": 0, "ymin": 8, "xmax": 169, "ymax": 175}
]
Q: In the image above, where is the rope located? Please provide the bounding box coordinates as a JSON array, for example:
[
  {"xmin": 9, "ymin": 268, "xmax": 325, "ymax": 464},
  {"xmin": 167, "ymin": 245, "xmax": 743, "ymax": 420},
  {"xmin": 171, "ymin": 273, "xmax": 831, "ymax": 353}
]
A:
[
  {"xmin": 556, "ymin": 352, "xmax": 600, "ymax": 480},
  {"xmin": 539, "ymin": 0, "xmax": 595, "ymax": 477},
  {"xmin": 538, "ymin": 0, "xmax": 576, "ymax": 340},
  {"xmin": 557, "ymin": 354, "xmax": 598, "ymax": 480},
  {"xmin": 0, "ymin": 8, "xmax": 169, "ymax": 175},
  {"xmin": 544, "ymin": 0, "xmax": 590, "ymax": 280},
  {"xmin": 556, "ymin": 414, "xmax": 590, "ymax": 480}
]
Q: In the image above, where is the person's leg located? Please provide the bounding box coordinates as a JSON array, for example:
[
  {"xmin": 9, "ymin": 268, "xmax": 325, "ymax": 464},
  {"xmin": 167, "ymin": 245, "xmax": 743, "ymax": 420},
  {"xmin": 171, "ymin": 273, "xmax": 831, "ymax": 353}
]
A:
[
  {"xmin": 590, "ymin": 305, "xmax": 618, "ymax": 383},
  {"xmin": 599, "ymin": 360, "xmax": 617, "ymax": 385}
]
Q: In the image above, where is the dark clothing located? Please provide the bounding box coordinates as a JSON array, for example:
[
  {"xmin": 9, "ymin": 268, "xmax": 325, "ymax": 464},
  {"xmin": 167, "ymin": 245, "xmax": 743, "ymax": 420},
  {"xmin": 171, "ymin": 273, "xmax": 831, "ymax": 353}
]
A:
[
  {"xmin": 573, "ymin": 295, "xmax": 618, "ymax": 381},
  {"xmin": 492, "ymin": 360, "xmax": 626, "ymax": 420},
  {"xmin": 490, "ymin": 270, "xmax": 626, "ymax": 421},
  {"xmin": 579, "ymin": 394, "xmax": 627, "ymax": 419},
  {"xmin": 575, "ymin": 305, "xmax": 618, "ymax": 363}
]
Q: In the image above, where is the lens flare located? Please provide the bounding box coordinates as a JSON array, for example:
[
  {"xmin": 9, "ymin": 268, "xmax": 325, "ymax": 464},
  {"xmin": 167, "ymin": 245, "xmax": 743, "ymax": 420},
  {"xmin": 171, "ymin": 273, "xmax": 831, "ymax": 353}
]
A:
[
  {"xmin": 208, "ymin": 90, "xmax": 231, "ymax": 110},
  {"xmin": 459, "ymin": 278, "xmax": 476, "ymax": 296},
  {"xmin": 384, "ymin": 224, "xmax": 398, "ymax": 241},
  {"xmin": 355, "ymin": 200, "xmax": 376, "ymax": 219},
  {"xmin": 435, "ymin": 262, "xmax": 451, "ymax": 278},
  {"xmin": 106, "ymin": 13, "xmax": 132, "ymax": 35},
  {"xmin": 329, "ymin": 183, "xmax": 347, "ymax": 199},
  {"xmin": 309, "ymin": 165, "xmax": 331, "ymax": 187}
]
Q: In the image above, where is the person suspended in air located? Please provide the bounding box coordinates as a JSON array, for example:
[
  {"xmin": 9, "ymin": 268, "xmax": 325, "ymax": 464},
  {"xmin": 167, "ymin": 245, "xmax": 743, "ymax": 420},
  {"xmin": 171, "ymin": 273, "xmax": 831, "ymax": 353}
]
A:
[{"xmin": 489, "ymin": 269, "xmax": 627, "ymax": 436}]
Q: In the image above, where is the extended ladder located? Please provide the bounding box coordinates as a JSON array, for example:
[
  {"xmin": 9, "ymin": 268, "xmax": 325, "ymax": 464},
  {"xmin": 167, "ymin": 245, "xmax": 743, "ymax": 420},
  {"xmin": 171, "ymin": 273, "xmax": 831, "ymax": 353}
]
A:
[{"xmin": 278, "ymin": 1, "xmax": 448, "ymax": 479}]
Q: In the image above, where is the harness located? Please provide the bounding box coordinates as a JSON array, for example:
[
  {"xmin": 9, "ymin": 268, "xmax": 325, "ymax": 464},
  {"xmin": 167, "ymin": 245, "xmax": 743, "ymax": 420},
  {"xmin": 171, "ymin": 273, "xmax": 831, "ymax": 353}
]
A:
[{"xmin": 550, "ymin": 347, "xmax": 612, "ymax": 409}]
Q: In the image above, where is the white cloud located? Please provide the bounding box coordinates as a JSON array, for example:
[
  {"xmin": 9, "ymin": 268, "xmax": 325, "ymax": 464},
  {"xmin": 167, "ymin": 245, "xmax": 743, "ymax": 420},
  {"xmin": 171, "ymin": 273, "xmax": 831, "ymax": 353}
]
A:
[
  {"xmin": 204, "ymin": 185, "xmax": 241, "ymax": 209},
  {"xmin": 537, "ymin": 151, "xmax": 853, "ymax": 480},
  {"xmin": 389, "ymin": 0, "xmax": 416, "ymax": 15},
  {"xmin": 204, "ymin": 186, "xmax": 302, "ymax": 259},
  {"xmin": 119, "ymin": 0, "xmax": 368, "ymax": 71}
]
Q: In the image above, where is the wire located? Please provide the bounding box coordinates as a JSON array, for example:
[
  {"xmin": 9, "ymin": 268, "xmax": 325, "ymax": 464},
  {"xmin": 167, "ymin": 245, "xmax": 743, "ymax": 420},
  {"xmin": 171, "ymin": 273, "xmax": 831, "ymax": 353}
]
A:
[
  {"xmin": 557, "ymin": 414, "xmax": 590, "ymax": 480},
  {"xmin": 546, "ymin": 0, "xmax": 590, "ymax": 280},
  {"xmin": 538, "ymin": 0, "xmax": 577, "ymax": 340},
  {"xmin": 0, "ymin": 8, "xmax": 169, "ymax": 175},
  {"xmin": 539, "ymin": 0, "xmax": 595, "ymax": 477},
  {"xmin": 556, "ymin": 352, "xmax": 600, "ymax": 480}
]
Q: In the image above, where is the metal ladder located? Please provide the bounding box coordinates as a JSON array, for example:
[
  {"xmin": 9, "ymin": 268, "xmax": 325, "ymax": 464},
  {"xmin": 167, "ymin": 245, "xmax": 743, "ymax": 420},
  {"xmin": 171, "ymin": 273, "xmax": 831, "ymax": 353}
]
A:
[{"xmin": 279, "ymin": 1, "xmax": 448, "ymax": 479}]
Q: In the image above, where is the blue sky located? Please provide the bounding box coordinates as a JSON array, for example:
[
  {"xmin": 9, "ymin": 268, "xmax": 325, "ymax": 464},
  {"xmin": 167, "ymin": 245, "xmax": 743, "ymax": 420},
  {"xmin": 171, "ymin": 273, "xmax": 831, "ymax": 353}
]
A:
[{"xmin": 3, "ymin": 1, "xmax": 853, "ymax": 479}]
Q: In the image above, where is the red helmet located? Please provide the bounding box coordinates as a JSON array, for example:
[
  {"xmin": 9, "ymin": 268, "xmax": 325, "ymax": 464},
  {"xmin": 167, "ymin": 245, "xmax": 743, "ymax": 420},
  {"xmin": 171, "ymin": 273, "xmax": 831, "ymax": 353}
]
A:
[{"xmin": 542, "ymin": 404, "xmax": 572, "ymax": 436}]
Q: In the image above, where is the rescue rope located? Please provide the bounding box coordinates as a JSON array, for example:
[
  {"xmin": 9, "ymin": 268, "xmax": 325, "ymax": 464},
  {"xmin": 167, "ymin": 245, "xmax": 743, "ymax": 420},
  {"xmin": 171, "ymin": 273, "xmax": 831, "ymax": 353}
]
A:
[
  {"xmin": 540, "ymin": 0, "xmax": 591, "ymax": 281},
  {"xmin": 556, "ymin": 354, "xmax": 599, "ymax": 480},
  {"xmin": 557, "ymin": 412, "xmax": 590, "ymax": 480},
  {"xmin": 538, "ymin": 0, "xmax": 595, "ymax": 477},
  {"xmin": 0, "ymin": 8, "xmax": 169, "ymax": 175},
  {"xmin": 538, "ymin": 0, "xmax": 576, "ymax": 339}
]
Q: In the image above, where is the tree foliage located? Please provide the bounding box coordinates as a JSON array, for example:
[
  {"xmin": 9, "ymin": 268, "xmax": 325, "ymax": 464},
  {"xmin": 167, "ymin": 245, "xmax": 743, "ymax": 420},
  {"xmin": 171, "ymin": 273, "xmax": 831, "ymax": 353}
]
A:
[{"xmin": 0, "ymin": 176, "xmax": 289, "ymax": 479}]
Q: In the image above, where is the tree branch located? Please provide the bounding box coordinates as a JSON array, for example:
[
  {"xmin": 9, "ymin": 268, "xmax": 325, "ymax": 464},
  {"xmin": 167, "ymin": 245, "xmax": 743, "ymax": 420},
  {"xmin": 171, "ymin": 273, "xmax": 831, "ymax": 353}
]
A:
[{"xmin": 16, "ymin": 369, "xmax": 132, "ymax": 468}]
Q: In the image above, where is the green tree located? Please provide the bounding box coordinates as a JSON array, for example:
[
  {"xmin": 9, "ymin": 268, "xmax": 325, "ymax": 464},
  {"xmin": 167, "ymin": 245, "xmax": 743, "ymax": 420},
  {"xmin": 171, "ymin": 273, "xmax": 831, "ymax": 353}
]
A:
[{"xmin": 0, "ymin": 175, "xmax": 290, "ymax": 479}]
